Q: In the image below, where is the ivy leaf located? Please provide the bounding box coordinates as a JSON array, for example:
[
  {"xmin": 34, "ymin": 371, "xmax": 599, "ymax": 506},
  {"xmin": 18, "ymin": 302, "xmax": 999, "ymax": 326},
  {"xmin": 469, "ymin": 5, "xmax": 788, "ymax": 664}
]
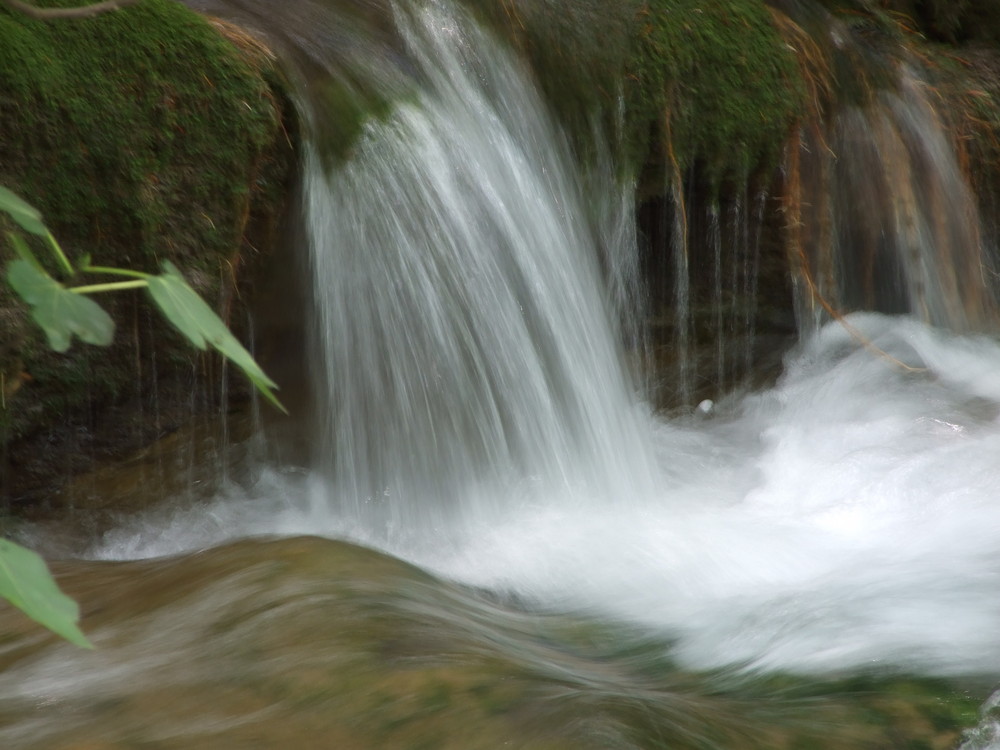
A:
[
  {"xmin": 146, "ymin": 261, "xmax": 286, "ymax": 413},
  {"xmin": 0, "ymin": 539, "xmax": 92, "ymax": 649},
  {"xmin": 6, "ymin": 259, "xmax": 115, "ymax": 352},
  {"xmin": 0, "ymin": 186, "xmax": 47, "ymax": 236}
]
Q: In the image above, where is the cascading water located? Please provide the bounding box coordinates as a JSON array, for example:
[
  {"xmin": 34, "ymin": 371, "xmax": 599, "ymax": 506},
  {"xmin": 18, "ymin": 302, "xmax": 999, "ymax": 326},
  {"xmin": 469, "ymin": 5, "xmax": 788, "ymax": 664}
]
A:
[
  {"xmin": 89, "ymin": 0, "xmax": 1000, "ymax": 680},
  {"xmin": 304, "ymin": 1, "xmax": 659, "ymax": 544}
]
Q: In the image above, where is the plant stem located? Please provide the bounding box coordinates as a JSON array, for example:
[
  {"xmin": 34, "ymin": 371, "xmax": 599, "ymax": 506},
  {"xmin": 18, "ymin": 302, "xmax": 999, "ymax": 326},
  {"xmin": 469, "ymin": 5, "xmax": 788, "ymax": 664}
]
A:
[
  {"xmin": 70, "ymin": 280, "xmax": 149, "ymax": 294},
  {"xmin": 82, "ymin": 265, "xmax": 152, "ymax": 280},
  {"xmin": 45, "ymin": 232, "xmax": 75, "ymax": 277}
]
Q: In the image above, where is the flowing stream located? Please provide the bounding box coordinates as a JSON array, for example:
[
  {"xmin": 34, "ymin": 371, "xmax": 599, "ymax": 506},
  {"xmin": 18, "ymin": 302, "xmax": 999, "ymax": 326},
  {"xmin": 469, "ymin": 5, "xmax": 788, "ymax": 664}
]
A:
[{"xmin": 4, "ymin": 1, "xmax": 1000, "ymax": 747}]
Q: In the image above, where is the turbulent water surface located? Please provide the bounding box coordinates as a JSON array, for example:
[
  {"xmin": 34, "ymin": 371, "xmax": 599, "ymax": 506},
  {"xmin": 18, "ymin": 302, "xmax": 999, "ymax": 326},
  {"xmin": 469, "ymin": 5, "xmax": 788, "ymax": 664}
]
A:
[{"xmin": 89, "ymin": 314, "xmax": 1000, "ymax": 679}]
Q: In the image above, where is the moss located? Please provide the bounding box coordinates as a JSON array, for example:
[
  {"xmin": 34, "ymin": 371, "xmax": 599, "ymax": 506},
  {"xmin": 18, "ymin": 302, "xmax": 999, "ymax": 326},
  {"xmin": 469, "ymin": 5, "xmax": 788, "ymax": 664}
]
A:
[
  {"xmin": 308, "ymin": 72, "xmax": 397, "ymax": 166},
  {"xmin": 0, "ymin": 0, "xmax": 295, "ymax": 504},
  {"xmin": 0, "ymin": 0, "xmax": 284, "ymax": 274},
  {"xmin": 627, "ymin": 0, "xmax": 808, "ymax": 188}
]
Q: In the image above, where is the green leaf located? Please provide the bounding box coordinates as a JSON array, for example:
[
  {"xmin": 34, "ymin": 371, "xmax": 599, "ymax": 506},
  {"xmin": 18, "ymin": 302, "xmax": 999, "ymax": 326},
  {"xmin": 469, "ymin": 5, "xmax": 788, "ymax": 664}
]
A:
[
  {"xmin": 0, "ymin": 186, "xmax": 47, "ymax": 236},
  {"xmin": 0, "ymin": 539, "xmax": 92, "ymax": 648},
  {"xmin": 147, "ymin": 261, "xmax": 286, "ymax": 412},
  {"xmin": 7, "ymin": 259, "xmax": 115, "ymax": 352}
]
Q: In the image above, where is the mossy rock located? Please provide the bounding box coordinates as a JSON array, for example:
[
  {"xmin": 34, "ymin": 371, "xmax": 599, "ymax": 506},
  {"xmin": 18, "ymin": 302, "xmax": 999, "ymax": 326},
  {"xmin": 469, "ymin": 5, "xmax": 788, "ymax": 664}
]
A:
[
  {"xmin": 0, "ymin": 0, "xmax": 296, "ymax": 506},
  {"xmin": 461, "ymin": 0, "xmax": 808, "ymax": 192},
  {"xmin": 628, "ymin": 0, "xmax": 808, "ymax": 188},
  {"xmin": 0, "ymin": 0, "xmax": 291, "ymax": 270},
  {"xmin": 0, "ymin": 535, "xmax": 986, "ymax": 748}
]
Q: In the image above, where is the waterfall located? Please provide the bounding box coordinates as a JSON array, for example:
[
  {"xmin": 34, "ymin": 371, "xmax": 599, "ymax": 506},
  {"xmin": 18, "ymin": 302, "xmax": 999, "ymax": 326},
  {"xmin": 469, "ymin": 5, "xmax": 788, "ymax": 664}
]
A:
[
  {"xmin": 88, "ymin": 0, "xmax": 1000, "ymax": 687},
  {"xmin": 304, "ymin": 1, "xmax": 657, "ymax": 542},
  {"xmin": 789, "ymin": 63, "xmax": 997, "ymax": 333}
]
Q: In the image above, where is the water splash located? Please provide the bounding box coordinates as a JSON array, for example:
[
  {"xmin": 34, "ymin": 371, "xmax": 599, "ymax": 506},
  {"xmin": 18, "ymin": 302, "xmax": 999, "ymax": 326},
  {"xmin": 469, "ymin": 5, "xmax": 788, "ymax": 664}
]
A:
[
  {"xmin": 423, "ymin": 313, "xmax": 1000, "ymax": 676},
  {"xmin": 94, "ymin": 312, "xmax": 1000, "ymax": 680}
]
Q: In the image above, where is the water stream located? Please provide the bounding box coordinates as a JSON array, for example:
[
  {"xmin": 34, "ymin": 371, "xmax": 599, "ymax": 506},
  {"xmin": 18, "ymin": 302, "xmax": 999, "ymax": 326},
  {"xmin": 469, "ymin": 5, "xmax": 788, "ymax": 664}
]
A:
[{"xmin": 4, "ymin": 1, "xmax": 1000, "ymax": 747}]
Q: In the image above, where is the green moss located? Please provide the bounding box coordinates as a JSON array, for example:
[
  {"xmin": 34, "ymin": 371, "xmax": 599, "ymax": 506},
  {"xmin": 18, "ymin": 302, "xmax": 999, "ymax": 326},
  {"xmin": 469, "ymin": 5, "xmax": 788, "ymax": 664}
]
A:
[
  {"xmin": 458, "ymin": 0, "xmax": 806, "ymax": 190},
  {"xmin": 0, "ymin": 1, "xmax": 294, "ymax": 502},
  {"xmin": 0, "ymin": 0, "xmax": 283, "ymax": 274},
  {"xmin": 627, "ymin": 0, "xmax": 808, "ymax": 187},
  {"xmin": 309, "ymin": 73, "xmax": 397, "ymax": 166}
]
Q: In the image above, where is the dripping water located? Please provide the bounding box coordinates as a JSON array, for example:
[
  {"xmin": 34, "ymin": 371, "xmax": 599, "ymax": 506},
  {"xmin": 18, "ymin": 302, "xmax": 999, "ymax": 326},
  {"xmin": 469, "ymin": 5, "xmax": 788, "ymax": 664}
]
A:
[
  {"xmin": 792, "ymin": 62, "xmax": 997, "ymax": 332},
  {"xmin": 669, "ymin": 177, "xmax": 693, "ymax": 405},
  {"xmin": 709, "ymin": 201, "xmax": 724, "ymax": 391}
]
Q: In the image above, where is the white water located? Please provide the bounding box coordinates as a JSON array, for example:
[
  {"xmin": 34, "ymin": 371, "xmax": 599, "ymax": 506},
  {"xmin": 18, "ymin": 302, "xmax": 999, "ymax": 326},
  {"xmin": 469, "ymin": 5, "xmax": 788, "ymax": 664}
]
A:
[
  {"xmin": 96, "ymin": 311, "xmax": 1000, "ymax": 678},
  {"xmin": 439, "ymin": 314, "xmax": 1000, "ymax": 676},
  {"xmin": 303, "ymin": 1, "xmax": 658, "ymax": 543},
  {"xmin": 93, "ymin": 1, "xmax": 1000, "ymax": 682}
]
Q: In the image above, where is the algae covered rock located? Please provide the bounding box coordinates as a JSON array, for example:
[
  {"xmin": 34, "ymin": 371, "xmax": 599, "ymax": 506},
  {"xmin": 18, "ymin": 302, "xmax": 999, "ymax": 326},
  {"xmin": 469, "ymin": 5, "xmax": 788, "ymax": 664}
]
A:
[{"xmin": 0, "ymin": 0, "xmax": 296, "ymax": 505}]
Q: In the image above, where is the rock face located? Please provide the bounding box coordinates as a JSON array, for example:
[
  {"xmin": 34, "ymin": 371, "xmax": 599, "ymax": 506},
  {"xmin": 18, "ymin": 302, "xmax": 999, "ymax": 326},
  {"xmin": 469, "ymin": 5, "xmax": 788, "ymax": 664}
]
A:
[{"xmin": 0, "ymin": 1, "xmax": 296, "ymax": 507}]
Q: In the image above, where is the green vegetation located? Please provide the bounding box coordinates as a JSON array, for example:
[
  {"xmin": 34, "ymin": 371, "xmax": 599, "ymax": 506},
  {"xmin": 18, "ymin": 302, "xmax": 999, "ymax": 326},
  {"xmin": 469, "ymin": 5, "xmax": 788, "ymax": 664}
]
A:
[
  {"xmin": 0, "ymin": 0, "xmax": 285, "ymax": 271},
  {"xmin": 1, "ymin": 186, "xmax": 284, "ymax": 408},
  {"xmin": 0, "ymin": 537, "xmax": 89, "ymax": 648}
]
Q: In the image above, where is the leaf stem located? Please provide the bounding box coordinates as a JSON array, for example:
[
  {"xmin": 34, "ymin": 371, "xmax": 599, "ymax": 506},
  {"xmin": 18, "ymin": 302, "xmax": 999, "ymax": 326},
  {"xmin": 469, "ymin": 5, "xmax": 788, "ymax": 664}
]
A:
[
  {"xmin": 70, "ymin": 280, "xmax": 149, "ymax": 294},
  {"xmin": 45, "ymin": 232, "xmax": 75, "ymax": 277},
  {"xmin": 82, "ymin": 265, "xmax": 152, "ymax": 280}
]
